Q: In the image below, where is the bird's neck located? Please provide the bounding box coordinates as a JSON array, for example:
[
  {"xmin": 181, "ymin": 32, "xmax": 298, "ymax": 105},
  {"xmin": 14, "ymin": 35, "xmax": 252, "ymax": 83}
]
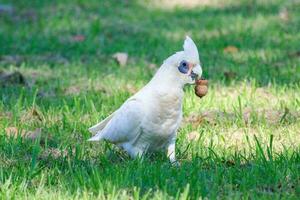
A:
[{"xmin": 150, "ymin": 63, "xmax": 185, "ymax": 90}]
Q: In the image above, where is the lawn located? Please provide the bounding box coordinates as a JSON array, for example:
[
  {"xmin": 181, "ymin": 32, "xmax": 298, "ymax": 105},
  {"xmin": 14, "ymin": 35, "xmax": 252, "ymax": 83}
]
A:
[{"xmin": 0, "ymin": 0, "xmax": 300, "ymax": 199}]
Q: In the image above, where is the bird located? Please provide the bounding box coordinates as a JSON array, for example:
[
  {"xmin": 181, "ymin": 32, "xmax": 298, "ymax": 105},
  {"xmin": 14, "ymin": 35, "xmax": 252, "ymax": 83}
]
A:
[{"xmin": 88, "ymin": 36, "xmax": 202, "ymax": 165}]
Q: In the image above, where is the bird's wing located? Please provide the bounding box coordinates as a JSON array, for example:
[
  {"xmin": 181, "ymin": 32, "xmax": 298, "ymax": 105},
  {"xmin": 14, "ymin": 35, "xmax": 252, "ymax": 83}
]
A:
[{"xmin": 88, "ymin": 98, "xmax": 144, "ymax": 143}]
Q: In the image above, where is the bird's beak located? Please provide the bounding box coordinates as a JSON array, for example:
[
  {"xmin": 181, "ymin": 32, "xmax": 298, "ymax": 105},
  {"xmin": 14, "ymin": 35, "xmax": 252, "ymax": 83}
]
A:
[{"xmin": 190, "ymin": 64, "xmax": 202, "ymax": 81}]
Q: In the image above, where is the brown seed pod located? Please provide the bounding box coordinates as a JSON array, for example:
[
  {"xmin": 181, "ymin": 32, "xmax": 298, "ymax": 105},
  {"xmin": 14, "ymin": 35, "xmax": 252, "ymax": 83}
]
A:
[
  {"xmin": 195, "ymin": 79, "xmax": 208, "ymax": 98},
  {"xmin": 196, "ymin": 79, "xmax": 208, "ymax": 86},
  {"xmin": 195, "ymin": 85, "xmax": 208, "ymax": 98}
]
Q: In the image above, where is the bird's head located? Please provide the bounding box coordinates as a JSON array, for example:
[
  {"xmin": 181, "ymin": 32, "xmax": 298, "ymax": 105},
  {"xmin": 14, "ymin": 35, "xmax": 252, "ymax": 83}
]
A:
[{"xmin": 163, "ymin": 36, "xmax": 202, "ymax": 85}]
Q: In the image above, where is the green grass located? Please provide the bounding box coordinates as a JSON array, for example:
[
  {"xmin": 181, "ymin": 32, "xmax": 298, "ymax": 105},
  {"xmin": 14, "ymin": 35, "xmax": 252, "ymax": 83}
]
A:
[{"xmin": 1, "ymin": 0, "xmax": 300, "ymax": 199}]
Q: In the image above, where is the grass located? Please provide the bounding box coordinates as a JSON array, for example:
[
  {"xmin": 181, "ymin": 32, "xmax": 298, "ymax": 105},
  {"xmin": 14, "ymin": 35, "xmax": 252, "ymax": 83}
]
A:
[{"xmin": 0, "ymin": 0, "xmax": 300, "ymax": 199}]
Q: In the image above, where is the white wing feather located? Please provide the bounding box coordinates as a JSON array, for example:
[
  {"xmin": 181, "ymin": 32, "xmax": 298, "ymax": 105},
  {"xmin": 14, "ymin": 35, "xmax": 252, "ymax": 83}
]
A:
[{"xmin": 88, "ymin": 98, "xmax": 144, "ymax": 143}]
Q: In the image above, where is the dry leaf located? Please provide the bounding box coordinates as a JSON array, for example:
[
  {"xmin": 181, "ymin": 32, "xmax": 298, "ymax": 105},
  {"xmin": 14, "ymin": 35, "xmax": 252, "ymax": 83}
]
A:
[
  {"xmin": 5, "ymin": 127, "xmax": 41, "ymax": 140},
  {"xmin": 279, "ymin": 8, "xmax": 289, "ymax": 21},
  {"xmin": 223, "ymin": 46, "xmax": 238, "ymax": 53},
  {"xmin": 20, "ymin": 108, "xmax": 43, "ymax": 124},
  {"xmin": 26, "ymin": 128, "xmax": 42, "ymax": 140},
  {"xmin": 5, "ymin": 127, "xmax": 25, "ymax": 138},
  {"xmin": 72, "ymin": 35, "xmax": 85, "ymax": 42},
  {"xmin": 187, "ymin": 131, "xmax": 200, "ymax": 141},
  {"xmin": 112, "ymin": 52, "xmax": 128, "ymax": 67}
]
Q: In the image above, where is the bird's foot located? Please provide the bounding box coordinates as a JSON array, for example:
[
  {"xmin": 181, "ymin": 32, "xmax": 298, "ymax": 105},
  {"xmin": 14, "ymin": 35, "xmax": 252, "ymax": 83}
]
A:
[{"xmin": 171, "ymin": 160, "xmax": 181, "ymax": 167}]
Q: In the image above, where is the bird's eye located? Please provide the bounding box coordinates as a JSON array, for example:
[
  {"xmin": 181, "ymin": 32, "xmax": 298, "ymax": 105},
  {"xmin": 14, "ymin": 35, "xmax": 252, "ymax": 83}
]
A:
[{"xmin": 178, "ymin": 60, "xmax": 189, "ymax": 74}]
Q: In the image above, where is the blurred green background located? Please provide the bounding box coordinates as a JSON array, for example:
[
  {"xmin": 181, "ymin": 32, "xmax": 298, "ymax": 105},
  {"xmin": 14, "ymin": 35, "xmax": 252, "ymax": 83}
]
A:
[{"xmin": 1, "ymin": 0, "xmax": 299, "ymax": 84}]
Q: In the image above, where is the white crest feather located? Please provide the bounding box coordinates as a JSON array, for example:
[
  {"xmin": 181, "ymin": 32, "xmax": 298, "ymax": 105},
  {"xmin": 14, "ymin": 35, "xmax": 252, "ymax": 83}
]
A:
[{"xmin": 183, "ymin": 36, "xmax": 199, "ymax": 64}]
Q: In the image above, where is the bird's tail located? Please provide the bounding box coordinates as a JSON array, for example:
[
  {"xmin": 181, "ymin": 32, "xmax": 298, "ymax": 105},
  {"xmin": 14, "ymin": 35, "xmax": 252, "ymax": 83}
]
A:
[
  {"xmin": 87, "ymin": 112, "xmax": 116, "ymax": 142},
  {"xmin": 88, "ymin": 125, "xmax": 105, "ymax": 141},
  {"xmin": 87, "ymin": 133, "xmax": 104, "ymax": 141}
]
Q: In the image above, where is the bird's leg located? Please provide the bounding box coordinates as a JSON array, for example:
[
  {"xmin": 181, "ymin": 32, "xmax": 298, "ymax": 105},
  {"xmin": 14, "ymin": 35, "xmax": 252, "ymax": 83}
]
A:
[
  {"xmin": 167, "ymin": 139, "xmax": 180, "ymax": 166},
  {"xmin": 122, "ymin": 143, "xmax": 144, "ymax": 159}
]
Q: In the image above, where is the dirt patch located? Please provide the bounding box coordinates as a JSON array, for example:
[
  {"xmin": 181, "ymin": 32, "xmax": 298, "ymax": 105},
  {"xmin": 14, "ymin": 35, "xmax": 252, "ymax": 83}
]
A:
[
  {"xmin": 183, "ymin": 110, "xmax": 234, "ymax": 127},
  {"xmin": 184, "ymin": 108, "xmax": 299, "ymax": 127}
]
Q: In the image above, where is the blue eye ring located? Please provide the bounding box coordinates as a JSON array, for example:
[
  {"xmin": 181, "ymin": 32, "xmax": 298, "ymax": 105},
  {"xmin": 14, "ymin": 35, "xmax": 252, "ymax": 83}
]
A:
[{"xmin": 178, "ymin": 60, "xmax": 189, "ymax": 74}]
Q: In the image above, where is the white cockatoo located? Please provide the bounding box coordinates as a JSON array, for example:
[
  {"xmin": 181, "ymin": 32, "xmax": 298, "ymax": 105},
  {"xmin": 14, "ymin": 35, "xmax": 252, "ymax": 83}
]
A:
[{"xmin": 88, "ymin": 36, "xmax": 202, "ymax": 164}]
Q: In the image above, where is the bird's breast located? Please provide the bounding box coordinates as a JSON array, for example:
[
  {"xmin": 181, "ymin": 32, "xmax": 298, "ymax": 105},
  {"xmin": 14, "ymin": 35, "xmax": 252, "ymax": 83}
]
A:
[{"xmin": 135, "ymin": 90, "xmax": 183, "ymax": 150}]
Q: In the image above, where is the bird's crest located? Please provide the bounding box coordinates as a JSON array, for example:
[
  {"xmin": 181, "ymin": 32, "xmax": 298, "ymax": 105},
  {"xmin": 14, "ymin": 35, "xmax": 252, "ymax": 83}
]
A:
[
  {"xmin": 183, "ymin": 36, "xmax": 199, "ymax": 64},
  {"xmin": 163, "ymin": 36, "xmax": 200, "ymax": 65}
]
